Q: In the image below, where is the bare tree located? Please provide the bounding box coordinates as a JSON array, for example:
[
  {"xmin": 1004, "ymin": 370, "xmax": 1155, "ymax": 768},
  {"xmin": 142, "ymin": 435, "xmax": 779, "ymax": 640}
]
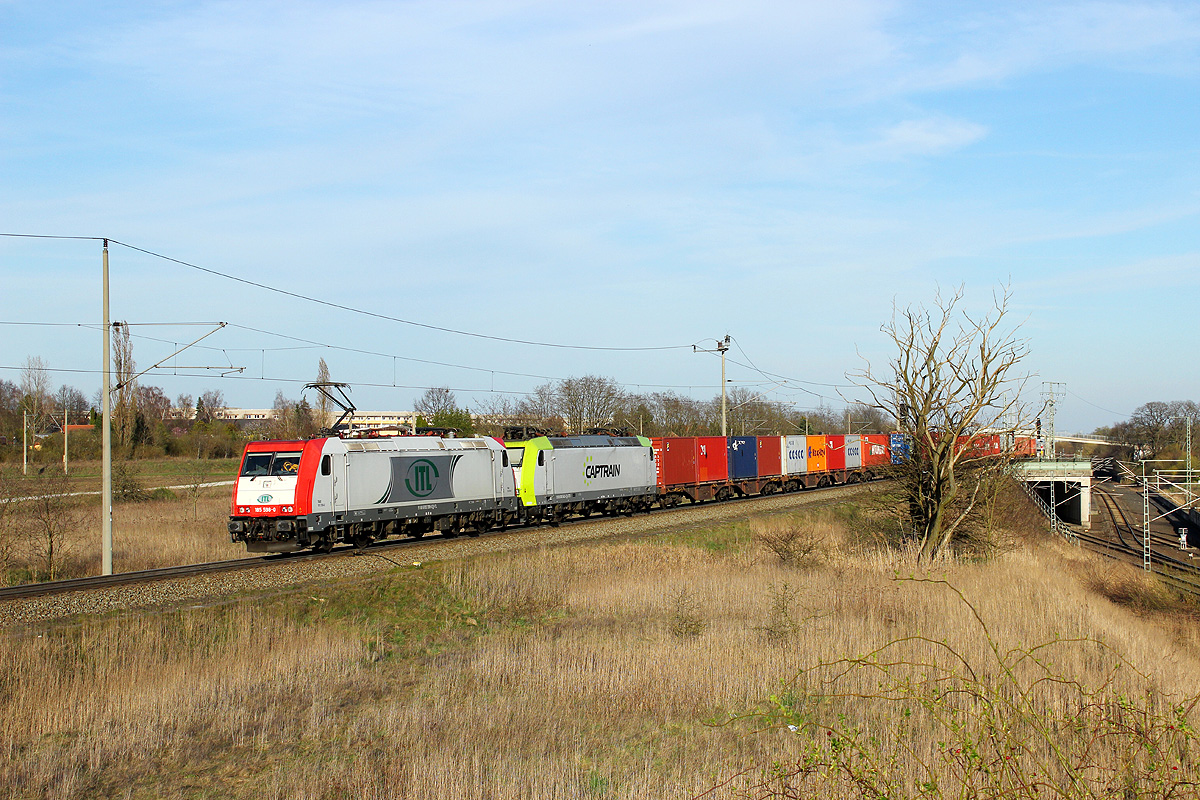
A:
[
  {"xmin": 20, "ymin": 356, "xmax": 51, "ymax": 427},
  {"xmin": 0, "ymin": 380, "xmax": 20, "ymax": 439},
  {"xmin": 414, "ymin": 387, "xmax": 458, "ymax": 421},
  {"xmin": 314, "ymin": 358, "xmax": 332, "ymax": 428},
  {"xmin": 175, "ymin": 393, "xmax": 194, "ymax": 420},
  {"xmin": 844, "ymin": 402, "xmax": 892, "ymax": 434},
  {"xmin": 558, "ymin": 375, "xmax": 625, "ymax": 434},
  {"xmin": 137, "ymin": 385, "xmax": 172, "ymax": 423},
  {"xmin": 518, "ymin": 383, "xmax": 564, "ymax": 432},
  {"xmin": 21, "ymin": 469, "xmax": 83, "ymax": 580},
  {"xmin": 267, "ymin": 391, "xmax": 317, "ymax": 440},
  {"xmin": 0, "ymin": 467, "xmax": 21, "ymax": 572},
  {"xmin": 853, "ymin": 286, "xmax": 1030, "ymax": 563},
  {"xmin": 196, "ymin": 389, "xmax": 225, "ymax": 424},
  {"xmin": 183, "ymin": 455, "xmax": 215, "ymax": 522},
  {"xmin": 472, "ymin": 394, "xmax": 522, "ymax": 437},
  {"xmin": 112, "ymin": 323, "xmax": 138, "ymax": 449},
  {"xmin": 643, "ymin": 391, "xmax": 713, "ymax": 437},
  {"xmin": 53, "ymin": 385, "xmax": 89, "ymax": 426}
]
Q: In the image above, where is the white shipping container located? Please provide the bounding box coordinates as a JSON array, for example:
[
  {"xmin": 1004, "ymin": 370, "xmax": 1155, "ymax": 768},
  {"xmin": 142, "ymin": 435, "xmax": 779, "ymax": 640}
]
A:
[
  {"xmin": 844, "ymin": 435, "xmax": 862, "ymax": 469},
  {"xmin": 783, "ymin": 435, "xmax": 808, "ymax": 475}
]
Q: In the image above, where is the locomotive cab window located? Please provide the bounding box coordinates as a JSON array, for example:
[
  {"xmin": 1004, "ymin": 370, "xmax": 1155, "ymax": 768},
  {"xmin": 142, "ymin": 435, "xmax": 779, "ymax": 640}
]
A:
[
  {"xmin": 506, "ymin": 448, "xmax": 523, "ymax": 467},
  {"xmin": 537, "ymin": 451, "xmax": 545, "ymax": 466},
  {"xmin": 240, "ymin": 453, "xmax": 272, "ymax": 477},
  {"xmin": 321, "ymin": 455, "xmax": 331, "ymax": 476},
  {"xmin": 501, "ymin": 451, "xmax": 509, "ymax": 468},
  {"xmin": 270, "ymin": 453, "xmax": 303, "ymax": 476}
]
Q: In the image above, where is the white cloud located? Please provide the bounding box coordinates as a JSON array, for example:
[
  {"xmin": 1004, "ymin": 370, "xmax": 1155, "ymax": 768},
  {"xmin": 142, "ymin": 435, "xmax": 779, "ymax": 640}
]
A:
[{"xmin": 875, "ymin": 117, "xmax": 988, "ymax": 156}]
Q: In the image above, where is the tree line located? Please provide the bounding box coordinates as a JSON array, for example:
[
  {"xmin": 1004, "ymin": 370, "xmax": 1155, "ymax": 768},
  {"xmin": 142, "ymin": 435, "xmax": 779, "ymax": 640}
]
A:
[
  {"xmin": 1094, "ymin": 400, "xmax": 1200, "ymax": 460},
  {"xmin": 1, "ymin": 348, "xmax": 240, "ymax": 462},
  {"xmin": 412, "ymin": 376, "xmax": 892, "ymax": 439}
]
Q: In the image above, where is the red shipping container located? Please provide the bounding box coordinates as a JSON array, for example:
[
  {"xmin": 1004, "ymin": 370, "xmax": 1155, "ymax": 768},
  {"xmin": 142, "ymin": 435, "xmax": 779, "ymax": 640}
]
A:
[
  {"xmin": 655, "ymin": 437, "xmax": 699, "ymax": 487},
  {"xmin": 696, "ymin": 436, "xmax": 728, "ymax": 482},
  {"xmin": 651, "ymin": 438, "xmax": 667, "ymax": 486},
  {"xmin": 862, "ymin": 434, "xmax": 890, "ymax": 467},
  {"xmin": 757, "ymin": 436, "xmax": 782, "ymax": 477},
  {"xmin": 1013, "ymin": 436, "xmax": 1036, "ymax": 458},
  {"xmin": 956, "ymin": 433, "xmax": 1002, "ymax": 459},
  {"xmin": 825, "ymin": 435, "xmax": 846, "ymax": 471}
]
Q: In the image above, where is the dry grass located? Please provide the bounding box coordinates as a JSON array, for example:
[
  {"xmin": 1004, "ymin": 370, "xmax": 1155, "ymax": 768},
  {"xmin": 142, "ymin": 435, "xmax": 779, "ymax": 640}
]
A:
[
  {"xmin": 1, "ymin": 605, "xmax": 367, "ymax": 799},
  {"xmin": 4, "ymin": 501, "xmax": 1200, "ymax": 798},
  {"xmin": 2, "ymin": 488, "xmax": 249, "ymax": 584}
]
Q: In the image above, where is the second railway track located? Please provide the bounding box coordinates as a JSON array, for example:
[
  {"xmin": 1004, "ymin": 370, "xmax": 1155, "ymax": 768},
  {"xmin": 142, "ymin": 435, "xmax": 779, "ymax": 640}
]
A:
[{"xmin": 1085, "ymin": 485, "xmax": 1200, "ymax": 596}]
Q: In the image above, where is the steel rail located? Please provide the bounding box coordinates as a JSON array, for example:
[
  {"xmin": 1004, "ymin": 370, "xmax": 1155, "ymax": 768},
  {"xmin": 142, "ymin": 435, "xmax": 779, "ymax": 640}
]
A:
[{"xmin": 1091, "ymin": 487, "xmax": 1200, "ymax": 596}]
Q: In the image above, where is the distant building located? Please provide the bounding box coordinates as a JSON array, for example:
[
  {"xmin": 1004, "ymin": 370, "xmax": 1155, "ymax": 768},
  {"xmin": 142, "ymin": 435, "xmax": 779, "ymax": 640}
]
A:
[{"xmin": 206, "ymin": 407, "xmax": 421, "ymax": 433}]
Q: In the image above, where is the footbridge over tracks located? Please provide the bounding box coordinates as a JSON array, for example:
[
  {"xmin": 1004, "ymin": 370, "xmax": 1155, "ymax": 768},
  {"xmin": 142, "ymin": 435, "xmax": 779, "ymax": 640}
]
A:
[{"xmin": 1014, "ymin": 458, "xmax": 1094, "ymax": 530}]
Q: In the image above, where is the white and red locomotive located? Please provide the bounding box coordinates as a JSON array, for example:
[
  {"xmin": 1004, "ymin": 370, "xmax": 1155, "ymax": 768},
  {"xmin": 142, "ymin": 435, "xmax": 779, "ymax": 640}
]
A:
[{"xmin": 228, "ymin": 433, "xmax": 655, "ymax": 552}]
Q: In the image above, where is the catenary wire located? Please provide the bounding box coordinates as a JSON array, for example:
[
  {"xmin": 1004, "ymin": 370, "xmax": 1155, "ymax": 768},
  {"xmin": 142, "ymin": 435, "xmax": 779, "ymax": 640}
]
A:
[
  {"xmin": 0, "ymin": 363, "xmax": 775, "ymax": 398},
  {"xmin": 1067, "ymin": 390, "xmax": 1131, "ymax": 419},
  {"xmin": 0, "ymin": 320, "xmax": 767, "ymax": 391},
  {"xmin": 106, "ymin": 239, "xmax": 692, "ymax": 352},
  {"xmin": 1, "ymin": 232, "xmax": 692, "ymax": 352}
]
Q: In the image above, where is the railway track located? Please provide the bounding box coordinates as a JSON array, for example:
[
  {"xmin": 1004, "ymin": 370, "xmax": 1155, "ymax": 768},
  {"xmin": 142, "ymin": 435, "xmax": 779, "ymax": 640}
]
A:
[
  {"xmin": 1086, "ymin": 486, "xmax": 1200, "ymax": 596},
  {"xmin": 0, "ymin": 480, "xmax": 879, "ymax": 605}
]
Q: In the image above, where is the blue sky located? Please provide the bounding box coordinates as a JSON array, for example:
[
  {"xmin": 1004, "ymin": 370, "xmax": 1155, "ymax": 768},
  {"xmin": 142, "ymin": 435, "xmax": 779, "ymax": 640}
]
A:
[{"xmin": 1, "ymin": 0, "xmax": 1197, "ymax": 432}]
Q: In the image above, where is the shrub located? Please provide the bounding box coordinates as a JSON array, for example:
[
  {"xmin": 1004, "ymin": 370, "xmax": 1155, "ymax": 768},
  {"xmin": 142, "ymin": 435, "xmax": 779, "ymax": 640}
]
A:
[
  {"xmin": 667, "ymin": 586, "xmax": 706, "ymax": 639},
  {"xmin": 752, "ymin": 515, "xmax": 833, "ymax": 567},
  {"xmin": 112, "ymin": 461, "xmax": 147, "ymax": 502},
  {"xmin": 753, "ymin": 582, "xmax": 810, "ymax": 643}
]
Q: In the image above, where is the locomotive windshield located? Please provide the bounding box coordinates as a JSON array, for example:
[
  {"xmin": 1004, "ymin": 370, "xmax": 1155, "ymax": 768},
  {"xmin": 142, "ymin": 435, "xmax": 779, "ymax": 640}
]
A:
[{"xmin": 241, "ymin": 451, "xmax": 303, "ymax": 477}]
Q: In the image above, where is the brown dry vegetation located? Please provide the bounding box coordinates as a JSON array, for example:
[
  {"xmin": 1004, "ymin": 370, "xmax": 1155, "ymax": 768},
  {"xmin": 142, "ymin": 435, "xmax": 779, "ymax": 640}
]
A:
[
  {"xmin": 2, "ymin": 484, "xmax": 249, "ymax": 584},
  {"xmin": 4, "ymin": 489, "xmax": 1200, "ymax": 798}
]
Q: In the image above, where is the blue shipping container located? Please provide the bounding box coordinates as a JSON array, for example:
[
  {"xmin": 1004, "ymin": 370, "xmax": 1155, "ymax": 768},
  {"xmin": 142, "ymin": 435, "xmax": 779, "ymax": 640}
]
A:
[
  {"xmin": 889, "ymin": 433, "xmax": 910, "ymax": 465},
  {"xmin": 727, "ymin": 436, "xmax": 758, "ymax": 479}
]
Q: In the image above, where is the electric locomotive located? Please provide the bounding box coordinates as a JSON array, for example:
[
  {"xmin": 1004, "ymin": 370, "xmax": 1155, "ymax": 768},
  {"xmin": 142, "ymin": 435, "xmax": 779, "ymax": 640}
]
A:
[{"xmin": 228, "ymin": 434, "xmax": 518, "ymax": 552}]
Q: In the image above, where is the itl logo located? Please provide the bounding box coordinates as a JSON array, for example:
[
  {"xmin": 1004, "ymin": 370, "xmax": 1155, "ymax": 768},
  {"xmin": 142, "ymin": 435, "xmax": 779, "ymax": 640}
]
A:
[
  {"xmin": 257, "ymin": 494, "xmax": 273, "ymax": 503},
  {"xmin": 405, "ymin": 459, "xmax": 440, "ymax": 498}
]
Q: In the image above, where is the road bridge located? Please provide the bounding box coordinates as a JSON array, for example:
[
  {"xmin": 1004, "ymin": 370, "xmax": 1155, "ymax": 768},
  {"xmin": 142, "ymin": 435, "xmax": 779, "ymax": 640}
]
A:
[{"xmin": 1014, "ymin": 458, "xmax": 1093, "ymax": 529}]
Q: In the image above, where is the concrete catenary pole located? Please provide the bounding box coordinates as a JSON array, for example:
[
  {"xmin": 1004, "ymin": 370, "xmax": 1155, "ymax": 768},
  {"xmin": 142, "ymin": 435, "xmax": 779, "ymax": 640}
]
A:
[
  {"xmin": 694, "ymin": 336, "xmax": 732, "ymax": 437},
  {"xmin": 719, "ymin": 336, "xmax": 729, "ymax": 437},
  {"xmin": 102, "ymin": 240, "xmax": 113, "ymax": 576}
]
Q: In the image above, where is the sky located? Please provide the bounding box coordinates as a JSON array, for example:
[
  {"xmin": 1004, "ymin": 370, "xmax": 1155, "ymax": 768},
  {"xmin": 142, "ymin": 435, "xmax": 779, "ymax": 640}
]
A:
[{"xmin": 1, "ymin": 0, "xmax": 1197, "ymax": 433}]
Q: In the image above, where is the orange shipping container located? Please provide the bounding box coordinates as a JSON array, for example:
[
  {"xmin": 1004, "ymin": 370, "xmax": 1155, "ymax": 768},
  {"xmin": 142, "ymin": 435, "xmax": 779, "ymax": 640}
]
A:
[{"xmin": 806, "ymin": 435, "xmax": 827, "ymax": 473}]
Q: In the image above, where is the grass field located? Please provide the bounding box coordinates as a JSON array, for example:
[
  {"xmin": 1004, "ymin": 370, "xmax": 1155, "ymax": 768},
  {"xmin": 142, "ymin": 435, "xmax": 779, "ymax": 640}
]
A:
[
  {"xmin": 1, "ymin": 464, "xmax": 248, "ymax": 583},
  {"xmin": 1, "ymin": 456, "xmax": 240, "ymax": 495},
  {"xmin": 4, "ymin": 486, "xmax": 1200, "ymax": 798}
]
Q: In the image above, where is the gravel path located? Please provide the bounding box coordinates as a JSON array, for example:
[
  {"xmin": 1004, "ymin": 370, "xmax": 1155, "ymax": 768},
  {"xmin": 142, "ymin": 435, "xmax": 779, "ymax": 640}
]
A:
[{"xmin": 1, "ymin": 482, "xmax": 884, "ymax": 627}]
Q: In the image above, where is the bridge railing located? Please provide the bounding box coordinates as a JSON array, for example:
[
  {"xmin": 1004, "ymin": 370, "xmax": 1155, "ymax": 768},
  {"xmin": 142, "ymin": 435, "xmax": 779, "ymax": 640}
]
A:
[{"xmin": 1017, "ymin": 478, "xmax": 1074, "ymax": 541}]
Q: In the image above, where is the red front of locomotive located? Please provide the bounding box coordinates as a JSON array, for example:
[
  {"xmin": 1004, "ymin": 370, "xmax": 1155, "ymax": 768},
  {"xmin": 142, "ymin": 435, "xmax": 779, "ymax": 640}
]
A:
[{"xmin": 228, "ymin": 438, "xmax": 327, "ymax": 548}]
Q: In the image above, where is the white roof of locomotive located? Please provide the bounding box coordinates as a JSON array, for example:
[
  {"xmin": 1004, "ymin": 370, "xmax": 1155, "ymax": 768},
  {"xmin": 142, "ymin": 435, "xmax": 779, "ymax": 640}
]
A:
[{"xmin": 325, "ymin": 435, "xmax": 503, "ymax": 454}]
